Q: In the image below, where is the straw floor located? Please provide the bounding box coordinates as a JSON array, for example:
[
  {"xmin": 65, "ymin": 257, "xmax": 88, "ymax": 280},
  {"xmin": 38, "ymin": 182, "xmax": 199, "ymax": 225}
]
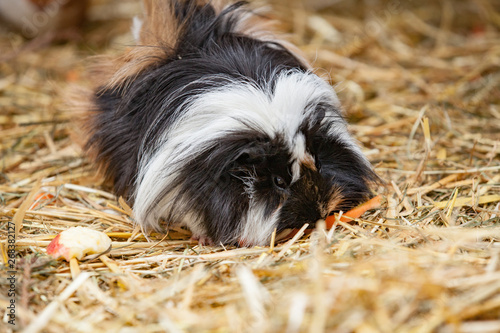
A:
[{"xmin": 1, "ymin": 0, "xmax": 499, "ymax": 332}]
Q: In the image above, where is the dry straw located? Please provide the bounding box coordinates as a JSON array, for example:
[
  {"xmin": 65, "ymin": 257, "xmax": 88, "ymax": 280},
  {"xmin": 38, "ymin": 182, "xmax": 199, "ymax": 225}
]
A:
[{"xmin": 1, "ymin": 0, "xmax": 499, "ymax": 332}]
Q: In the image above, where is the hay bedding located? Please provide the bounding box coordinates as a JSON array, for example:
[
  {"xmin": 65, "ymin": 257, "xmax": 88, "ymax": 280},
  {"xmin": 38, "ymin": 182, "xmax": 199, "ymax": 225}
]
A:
[{"xmin": 1, "ymin": 0, "xmax": 499, "ymax": 332}]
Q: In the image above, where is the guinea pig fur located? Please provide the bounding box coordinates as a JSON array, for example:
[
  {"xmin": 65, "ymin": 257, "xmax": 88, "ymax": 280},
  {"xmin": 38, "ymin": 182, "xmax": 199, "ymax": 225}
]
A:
[{"xmin": 78, "ymin": 0, "xmax": 378, "ymax": 246}]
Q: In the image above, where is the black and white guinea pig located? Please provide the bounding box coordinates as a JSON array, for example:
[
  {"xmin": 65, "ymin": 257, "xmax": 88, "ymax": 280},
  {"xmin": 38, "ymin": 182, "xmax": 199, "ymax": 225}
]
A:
[{"xmin": 79, "ymin": 0, "xmax": 378, "ymax": 246}]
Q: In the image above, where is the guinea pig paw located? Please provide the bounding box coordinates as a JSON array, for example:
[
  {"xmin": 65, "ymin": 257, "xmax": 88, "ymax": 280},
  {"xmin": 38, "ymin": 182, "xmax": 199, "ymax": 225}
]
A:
[{"xmin": 190, "ymin": 234, "xmax": 215, "ymax": 246}]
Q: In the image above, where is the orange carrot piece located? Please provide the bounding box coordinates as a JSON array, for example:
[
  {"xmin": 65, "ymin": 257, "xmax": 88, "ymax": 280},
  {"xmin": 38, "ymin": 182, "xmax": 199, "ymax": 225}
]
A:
[
  {"xmin": 29, "ymin": 192, "xmax": 55, "ymax": 210},
  {"xmin": 325, "ymin": 195, "xmax": 383, "ymax": 229}
]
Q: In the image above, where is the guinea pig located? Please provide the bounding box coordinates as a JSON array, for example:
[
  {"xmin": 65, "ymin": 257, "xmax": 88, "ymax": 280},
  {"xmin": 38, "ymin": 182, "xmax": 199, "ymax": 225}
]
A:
[{"xmin": 78, "ymin": 0, "xmax": 378, "ymax": 246}]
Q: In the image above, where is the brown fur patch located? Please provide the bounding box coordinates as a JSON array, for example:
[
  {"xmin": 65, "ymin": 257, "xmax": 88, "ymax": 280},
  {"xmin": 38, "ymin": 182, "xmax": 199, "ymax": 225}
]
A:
[
  {"xmin": 301, "ymin": 154, "xmax": 317, "ymax": 171},
  {"xmin": 325, "ymin": 190, "xmax": 344, "ymax": 217},
  {"xmin": 64, "ymin": 83, "xmax": 115, "ymax": 192}
]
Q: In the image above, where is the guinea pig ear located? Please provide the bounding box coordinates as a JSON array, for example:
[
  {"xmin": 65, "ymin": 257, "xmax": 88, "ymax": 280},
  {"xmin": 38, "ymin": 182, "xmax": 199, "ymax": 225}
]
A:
[{"xmin": 234, "ymin": 143, "xmax": 268, "ymax": 167}]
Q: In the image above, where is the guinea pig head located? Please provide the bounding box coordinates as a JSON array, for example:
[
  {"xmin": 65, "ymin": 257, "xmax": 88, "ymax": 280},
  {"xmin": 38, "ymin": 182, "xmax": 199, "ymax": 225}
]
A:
[{"xmin": 224, "ymin": 111, "xmax": 376, "ymax": 247}]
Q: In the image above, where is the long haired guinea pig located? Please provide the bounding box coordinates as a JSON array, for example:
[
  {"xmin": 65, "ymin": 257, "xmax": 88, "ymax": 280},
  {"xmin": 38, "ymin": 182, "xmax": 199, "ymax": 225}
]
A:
[{"xmin": 79, "ymin": 0, "xmax": 378, "ymax": 246}]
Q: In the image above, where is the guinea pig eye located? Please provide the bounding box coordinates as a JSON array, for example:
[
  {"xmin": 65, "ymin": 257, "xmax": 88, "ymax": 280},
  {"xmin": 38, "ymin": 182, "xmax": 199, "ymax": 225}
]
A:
[
  {"xmin": 273, "ymin": 175, "xmax": 287, "ymax": 190},
  {"xmin": 316, "ymin": 159, "xmax": 322, "ymax": 171}
]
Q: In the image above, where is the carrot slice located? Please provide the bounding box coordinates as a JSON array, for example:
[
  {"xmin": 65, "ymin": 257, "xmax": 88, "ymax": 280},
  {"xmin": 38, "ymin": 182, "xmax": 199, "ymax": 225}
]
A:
[
  {"xmin": 325, "ymin": 194, "xmax": 383, "ymax": 229},
  {"xmin": 29, "ymin": 192, "xmax": 55, "ymax": 210}
]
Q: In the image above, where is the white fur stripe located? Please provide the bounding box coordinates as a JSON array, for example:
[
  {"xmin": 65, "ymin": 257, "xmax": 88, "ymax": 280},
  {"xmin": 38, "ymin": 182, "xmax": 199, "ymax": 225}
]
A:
[{"xmin": 240, "ymin": 203, "xmax": 280, "ymax": 246}]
